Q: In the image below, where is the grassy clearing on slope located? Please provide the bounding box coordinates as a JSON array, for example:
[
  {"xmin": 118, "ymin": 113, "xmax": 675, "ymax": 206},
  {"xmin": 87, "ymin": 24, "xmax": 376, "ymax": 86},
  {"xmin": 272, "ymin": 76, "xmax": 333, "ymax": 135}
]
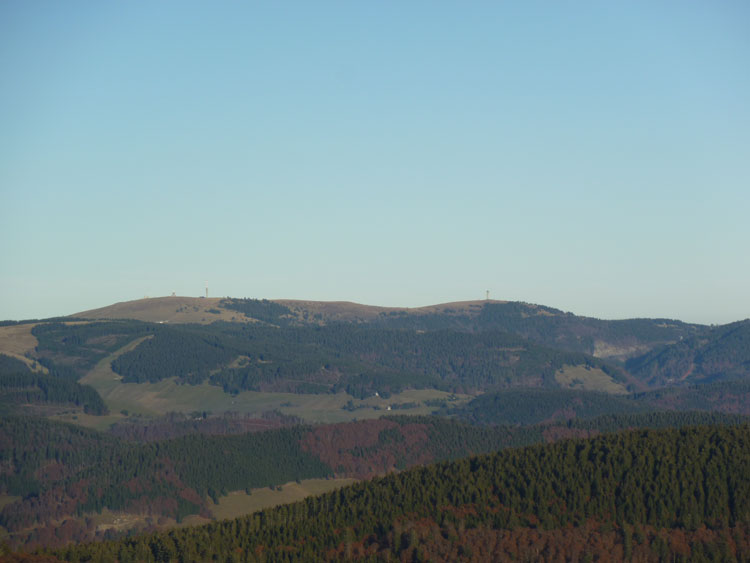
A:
[
  {"xmin": 84, "ymin": 383, "xmax": 467, "ymax": 424},
  {"xmin": 48, "ymin": 410, "xmax": 132, "ymax": 431},
  {"xmin": 2, "ymin": 479, "xmax": 357, "ymax": 545},
  {"xmin": 103, "ymin": 380, "xmax": 295, "ymax": 417},
  {"xmin": 210, "ymin": 478, "xmax": 357, "ymax": 521},
  {"xmin": 0, "ymin": 324, "xmax": 44, "ymax": 372},
  {"xmin": 75, "ymin": 339, "xmax": 472, "ymax": 424},
  {"xmin": 554, "ymin": 365, "xmax": 628, "ymax": 394},
  {"xmin": 0, "ymin": 495, "xmax": 20, "ymax": 510},
  {"xmin": 276, "ymin": 388, "xmax": 468, "ymax": 424},
  {"xmin": 64, "ymin": 334, "xmax": 471, "ymax": 426},
  {"xmin": 79, "ymin": 335, "xmax": 152, "ymax": 394},
  {"xmin": 75, "ymin": 296, "xmax": 255, "ymax": 324}
]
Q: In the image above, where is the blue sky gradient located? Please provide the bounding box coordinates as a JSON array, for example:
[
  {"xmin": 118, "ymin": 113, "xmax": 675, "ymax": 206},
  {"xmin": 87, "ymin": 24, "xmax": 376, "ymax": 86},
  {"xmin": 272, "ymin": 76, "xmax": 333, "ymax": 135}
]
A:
[{"xmin": 2, "ymin": 1, "xmax": 749, "ymax": 323}]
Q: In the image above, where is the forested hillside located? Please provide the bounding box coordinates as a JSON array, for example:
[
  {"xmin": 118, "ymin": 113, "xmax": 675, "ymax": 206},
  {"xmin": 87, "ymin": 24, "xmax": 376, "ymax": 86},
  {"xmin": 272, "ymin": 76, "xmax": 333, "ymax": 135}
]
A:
[
  {"xmin": 632, "ymin": 380, "xmax": 750, "ymax": 414},
  {"xmin": 2, "ymin": 412, "xmax": 747, "ymax": 551},
  {"xmin": 626, "ymin": 320, "xmax": 750, "ymax": 386},
  {"xmin": 0, "ymin": 415, "xmax": 535, "ymax": 549},
  {"xmin": 75, "ymin": 297, "xmax": 706, "ymax": 361},
  {"xmin": 31, "ymin": 321, "xmax": 156, "ymax": 378},
  {"xmin": 0, "ymin": 417, "xmax": 329, "ymax": 548},
  {"xmin": 15, "ymin": 301, "xmax": 745, "ymax": 410},
  {"xmin": 50, "ymin": 424, "xmax": 750, "ymax": 562},
  {"xmin": 0, "ymin": 354, "xmax": 107, "ymax": 416},
  {"xmin": 372, "ymin": 301, "xmax": 705, "ymax": 360},
  {"xmin": 450, "ymin": 382, "xmax": 750, "ymax": 426},
  {"xmin": 107, "ymin": 411, "xmax": 301, "ymax": 442},
  {"xmin": 450, "ymin": 388, "xmax": 646, "ymax": 425},
  {"xmin": 32, "ymin": 320, "xmax": 629, "ymax": 396}
]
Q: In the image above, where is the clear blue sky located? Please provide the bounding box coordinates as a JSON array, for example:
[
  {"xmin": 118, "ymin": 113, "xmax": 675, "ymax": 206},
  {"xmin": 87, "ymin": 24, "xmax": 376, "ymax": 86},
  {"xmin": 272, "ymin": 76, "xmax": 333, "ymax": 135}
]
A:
[{"xmin": 1, "ymin": 1, "xmax": 748, "ymax": 324}]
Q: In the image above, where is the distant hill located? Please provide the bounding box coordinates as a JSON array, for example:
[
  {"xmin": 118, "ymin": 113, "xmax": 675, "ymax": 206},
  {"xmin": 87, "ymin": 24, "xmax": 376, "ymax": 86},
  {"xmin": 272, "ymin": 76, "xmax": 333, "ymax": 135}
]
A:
[
  {"xmin": 223, "ymin": 298, "xmax": 707, "ymax": 361},
  {"xmin": 72, "ymin": 297, "xmax": 494, "ymax": 325},
  {"xmin": 73, "ymin": 296, "xmax": 255, "ymax": 324},
  {"xmin": 368, "ymin": 301, "xmax": 707, "ymax": 362},
  {"xmin": 0, "ymin": 298, "xmax": 742, "ymax": 422},
  {"xmin": 72, "ymin": 296, "xmax": 707, "ymax": 361},
  {"xmin": 626, "ymin": 320, "xmax": 750, "ymax": 386}
]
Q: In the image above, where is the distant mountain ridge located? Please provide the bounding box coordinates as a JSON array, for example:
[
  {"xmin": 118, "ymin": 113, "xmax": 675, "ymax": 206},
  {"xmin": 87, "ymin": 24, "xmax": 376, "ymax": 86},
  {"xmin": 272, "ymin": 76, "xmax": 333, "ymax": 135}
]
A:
[
  {"xmin": 30, "ymin": 320, "xmax": 629, "ymax": 397},
  {"xmin": 4, "ymin": 297, "xmax": 748, "ymax": 426},
  {"xmin": 72, "ymin": 296, "xmax": 707, "ymax": 362},
  {"xmin": 0, "ymin": 297, "xmax": 743, "ymax": 417}
]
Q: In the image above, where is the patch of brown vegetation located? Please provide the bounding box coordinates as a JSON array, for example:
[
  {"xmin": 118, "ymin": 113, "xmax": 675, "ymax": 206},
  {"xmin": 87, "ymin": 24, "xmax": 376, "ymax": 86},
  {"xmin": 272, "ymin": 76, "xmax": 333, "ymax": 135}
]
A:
[
  {"xmin": 351, "ymin": 518, "xmax": 750, "ymax": 562},
  {"xmin": 73, "ymin": 296, "xmax": 254, "ymax": 324},
  {"xmin": 300, "ymin": 419, "xmax": 433, "ymax": 479}
]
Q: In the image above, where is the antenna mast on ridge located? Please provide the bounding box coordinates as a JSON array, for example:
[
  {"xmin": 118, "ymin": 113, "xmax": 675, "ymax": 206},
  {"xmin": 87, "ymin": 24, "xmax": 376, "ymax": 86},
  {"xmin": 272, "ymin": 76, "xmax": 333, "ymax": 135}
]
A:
[
  {"xmin": 205, "ymin": 281, "xmax": 208, "ymax": 299},
  {"xmin": 486, "ymin": 290, "xmax": 490, "ymax": 301}
]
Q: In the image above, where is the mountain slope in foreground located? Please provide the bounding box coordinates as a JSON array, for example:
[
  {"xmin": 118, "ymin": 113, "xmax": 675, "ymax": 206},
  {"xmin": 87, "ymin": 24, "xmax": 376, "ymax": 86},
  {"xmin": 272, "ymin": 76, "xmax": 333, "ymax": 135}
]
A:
[{"xmin": 50, "ymin": 424, "xmax": 750, "ymax": 562}]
